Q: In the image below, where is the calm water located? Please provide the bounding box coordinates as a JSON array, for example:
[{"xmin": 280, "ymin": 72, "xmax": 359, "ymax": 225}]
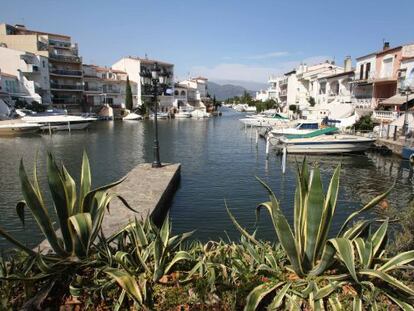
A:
[{"xmin": 0, "ymin": 109, "xmax": 413, "ymax": 249}]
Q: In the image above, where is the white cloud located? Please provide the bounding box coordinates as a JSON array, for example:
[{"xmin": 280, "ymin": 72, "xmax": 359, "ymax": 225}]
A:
[{"xmin": 189, "ymin": 55, "xmax": 332, "ymax": 83}]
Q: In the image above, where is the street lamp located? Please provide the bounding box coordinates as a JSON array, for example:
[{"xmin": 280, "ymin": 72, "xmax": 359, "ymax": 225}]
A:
[
  {"xmin": 399, "ymin": 70, "xmax": 412, "ymax": 136},
  {"xmin": 150, "ymin": 62, "xmax": 167, "ymax": 168}
]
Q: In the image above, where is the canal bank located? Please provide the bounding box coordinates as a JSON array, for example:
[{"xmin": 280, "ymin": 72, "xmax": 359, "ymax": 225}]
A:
[{"xmin": 0, "ymin": 109, "xmax": 413, "ymax": 250}]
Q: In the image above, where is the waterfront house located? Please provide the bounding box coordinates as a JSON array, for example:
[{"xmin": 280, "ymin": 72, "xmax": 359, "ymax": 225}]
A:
[
  {"xmin": 176, "ymin": 77, "xmax": 211, "ymax": 111},
  {"xmin": 112, "ymin": 57, "xmax": 174, "ymax": 111},
  {"xmin": 0, "ymin": 24, "xmax": 83, "ymax": 111},
  {"xmin": 0, "ymin": 46, "xmax": 51, "ymax": 104},
  {"xmin": 83, "ymin": 64, "xmax": 138, "ymax": 109},
  {"xmin": 255, "ymin": 89, "xmax": 269, "ymax": 102}
]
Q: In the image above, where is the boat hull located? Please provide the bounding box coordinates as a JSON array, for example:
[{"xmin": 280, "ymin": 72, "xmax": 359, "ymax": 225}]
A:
[
  {"xmin": 40, "ymin": 121, "xmax": 92, "ymax": 131},
  {"xmin": 0, "ymin": 125, "xmax": 41, "ymax": 136},
  {"xmin": 277, "ymin": 136, "xmax": 375, "ymax": 154}
]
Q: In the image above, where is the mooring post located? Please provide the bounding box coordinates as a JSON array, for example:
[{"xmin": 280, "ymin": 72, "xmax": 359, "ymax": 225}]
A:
[
  {"xmin": 255, "ymin": 128, "xmax": 259, "ymax": 146},
  {"xmin": 282, "ymin": 147, "xmax": 287, "ymax": 174},
  {"xmin": 48, "ymin": 123, "xmax": 52, "ymax": 136},
  {"xmin": 67, "ymin": 121, "xmax": 71, "ymax": 133},
  {"xmin": 265, "ymin": 136, "xmax": 270, "ymax": 158}
]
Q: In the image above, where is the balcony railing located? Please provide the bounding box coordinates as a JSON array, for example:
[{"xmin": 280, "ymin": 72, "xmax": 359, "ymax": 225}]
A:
[
  {"xmin": 84, "ymin": 86, "xmax": 102, "ymax": 92},
  {"xmin": 50, "ymin": 69, "xmax": 83, "ymax": 76},
  {"xmin": 49, "ymin": 39, "xmax": 71, "ymax": 48},
  {"xmin": 49, "ymin": 54, "xmax": 81, "ymax": 63},
  {"xmin": 50, "ymin": 83, "xmax": 83, "ymax": 91},
  {"xmin": 372, "ymin": 110, "xmax": 402, "ymax": 122}
]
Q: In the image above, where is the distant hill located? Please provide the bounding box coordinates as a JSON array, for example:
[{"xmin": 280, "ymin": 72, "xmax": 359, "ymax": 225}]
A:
[{"xmin": 208, "ymin": 81, "xmax": 256, "ymax": 100}]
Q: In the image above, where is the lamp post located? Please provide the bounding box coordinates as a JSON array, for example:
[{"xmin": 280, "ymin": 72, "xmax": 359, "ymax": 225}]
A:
[
  {"xmin": 399, "ymin": 70, "xmax": 412, "ymax": 137},
  {"xmin": 150, "ymin": 62, "xmax": 167, "ymax": 168}
]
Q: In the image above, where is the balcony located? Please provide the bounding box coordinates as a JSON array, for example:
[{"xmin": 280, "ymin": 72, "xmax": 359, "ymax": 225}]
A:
[
  {"xmin": 49, "ymin": 54, "xmax": 81, "ymax": 63},
  {"xmin": 50, "ymin": 83, "xmax": 83, "ymax": 91},
  {"xmin": 372, "ymin": 110, "xmax": 402, "ymax": 122},
  {"xmin": 49, "ymin": 39, "xmax": 71, "ymax": 48},
  {"xmin": 84, "ymin": 86, "xmax": 102, "ymax": 92},
  {"xmin": 50, "ymin": 69, "xmax": 83, "ymax": 77}
]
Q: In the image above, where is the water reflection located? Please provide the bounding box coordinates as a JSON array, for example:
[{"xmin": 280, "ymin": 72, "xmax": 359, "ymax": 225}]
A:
[{"xmin": 0, "ymin": 110, "xmax": 412, "ymax": 249}]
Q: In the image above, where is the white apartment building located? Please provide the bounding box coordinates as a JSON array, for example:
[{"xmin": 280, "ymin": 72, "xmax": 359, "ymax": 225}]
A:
[
  {"xmin": 112, "ymin": 57, "xmax": 174, "ymax": 110},
  {"xmin": 0, "ymin": 24, "xmax": 84, "ymax": 110},
  {"xmin": 0, "ymin": 46, "xmax": 51, "ymax": 104},
  {"xmin": 350, "ymin": 53, "xmax": 377, "ymax": 109},
  {"xmin": 176, "ymin": 77, "xmax": 210, "ymax": 109},
  {"xmin": 83, "ymin": 64, "xmax": 138, "ymax": 109},
  {"xmin": 295, "ymin": 61, "xmax": 344, "ymax": 110},
  {"xmin": 255, "ymin": 89, "xmax": 269, "ymax": 102}
]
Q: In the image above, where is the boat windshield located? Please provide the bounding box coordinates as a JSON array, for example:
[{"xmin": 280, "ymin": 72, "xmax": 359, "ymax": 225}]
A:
[{"xmin": 298, "ymin": 123, "xmax": 319, "ymax": 130}]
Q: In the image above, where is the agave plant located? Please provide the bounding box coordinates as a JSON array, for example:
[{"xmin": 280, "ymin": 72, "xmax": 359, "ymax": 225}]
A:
[
  {"xmin": 0, "ymin": 152, "xmax": 129, "ymax": 260},
  {"xmin": 227, "ymin": 159, "xmax": 414, "ymax": 309},
  {"xmin": 98, "ymin": 216, "xmax": 194, "ymax": 307}
]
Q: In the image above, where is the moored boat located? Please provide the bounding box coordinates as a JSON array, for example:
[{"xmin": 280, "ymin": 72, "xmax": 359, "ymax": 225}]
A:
[
  {"xmin": 122, "ymin": 112, "xmax": 142, "ymax": 120},
  {"xmin": 22, "ymin": 115, "xmax": 97, "ymax": 131},
  {"xmin": 0, "ymin": 120, "xmax": 42, "ymax": 136},
  {"xmin": 277, "ymin": 132, "xmax": 375, "ymax": 154}
]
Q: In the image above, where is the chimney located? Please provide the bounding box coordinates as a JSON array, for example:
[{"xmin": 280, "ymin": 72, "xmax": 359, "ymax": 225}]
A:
[
  {"xmin": 344, "ymin": 56, "xmax": 352, "ymax": 72},
  {"xmin": 14, "ymin": 24, "xmax": 26, "ymax": 30},
  {"xmin": 383, "ymin": 41, "xmax": 390, "ymax": 51}
]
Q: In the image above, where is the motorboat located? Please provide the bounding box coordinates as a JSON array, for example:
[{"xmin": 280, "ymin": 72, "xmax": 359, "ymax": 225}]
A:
[
  {"xmin": 98, "ymin": 104, "xmax": 114, "ymax": 120},
  {"xmin": 0, "ymin": 119, "xmax": 41, "ymax": 136},
  {"xmin": 174, "ymin": 109, "xmax": 192, "ymax": 119},
  {"xmin": 191, "ymin": 109, "xmax": 210, "ymax": 118},
  {"xmin": 276, "ymin": 129, "xmax": 375, "ymax": 154},
  {"xmin": 240, "ymin": 113, "xmax": 290, "ymax": 127},
  {"xmin": 150, "ymin": 112, "xmax": 169, "ymax": 119},
  {"xmin": 268, "ymin": 121, "xmax": 320, "ymax": 144},
  {"xmin": 123, "ymin": 112, "xmax": 142, "ymax": 121},
  {"xmin": 22, "ymin": 114, "xmax": 97, "ymax": 131},
  {"xmin": 244, "ymin": 106, "xmax": 257, "ymax": 113}
]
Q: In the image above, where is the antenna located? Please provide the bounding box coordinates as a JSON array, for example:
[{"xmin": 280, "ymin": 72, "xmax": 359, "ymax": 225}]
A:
[{"xmin": 145, "ymin": 53, "xmax": 148, "ymax": 60}]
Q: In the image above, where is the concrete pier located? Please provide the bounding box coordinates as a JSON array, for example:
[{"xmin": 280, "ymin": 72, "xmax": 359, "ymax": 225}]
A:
[
  {"xmin": 37, "ymin": 163, "xmax": 181, "ymax": 251},
  {"xmin": 103, "ymin": 163, "xmax": 181, "ymax": 235},
  {"xmin": 376, "ymin": 138, "xmax": 405, "ymax": 156}
]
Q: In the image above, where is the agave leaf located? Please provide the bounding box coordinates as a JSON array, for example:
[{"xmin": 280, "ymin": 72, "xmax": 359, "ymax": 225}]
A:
[
  {"xmin": 0, "ymin": 226, "xmax": 36, "ymax": 256},
  {"xmin": 244, "ymin": 282, "xmax": 284, "ymax": 311},
  {"xmin": 68, "ymin": 213, "xmax": 92, "ymax": 258},
  {"xmin": 342, "ymin": 220, "xmax": 372, "ymax": 239},
  {"xmin": 384, "ymin": 292, "xmax": 414, "ymax": 311},
  {"xmin": 352, "ymin": 295, "xmax": 362, "ymax": 311},
  {"xmin": 328, "ymin": 295, "xmax": 342, "ymax": 311},
  {"xmin": 79, "ymin": 151, "xmax": 91, "ymax": 213},
  {"xmin": 159, "ymin": 215, "xmax": 170, "ymax": 247},
  {"xmin": 329, "ymin": 238, "xmax": 358, "ymax": 283},
  {"xmin": 371, "ymin": 219, "xmax": 388, "ymax": 257},
  {"xmin": 61, "ymin": 164, "xmax": 77, "ymax": 215},
  {"xmin": 81, "ymin": 176, "xmax": 126, "ymax": 214},
  {"xmin": 314, "ymin": 281, "xmax": 344, "ymax": 300},
  {"xmin": 338, "ymin": 183, "xmax": 394, "ymax": 235},
  {"xmin": 359, "ymin": 269, "xmax": 414, "ymax": 297},
  {"xmin": 256, "ymin": 178, "xmax": 304, "ymax": 276},
  {"xmin": 16, "ymin": 200, "xmax": 26, "ymax": 226},
  {"xmin": 267, "ymin": 282, "xmax": 291, "ymax": 310},
  {"xmin": 304, "ymin": 167, "xmax": 325, "ymax": 266},
  {"xmin": 164, "ymin": 250, "xmax": 193, "ymax": 274},
  {"xmin": 315, "ymin": 164, "xmax": 340, "ymax": 260},
  {"xmin": 354, "ymin": 238, "xmax": 373, "ymax": 268},
  {"xmin": 113, "ymin": 289, "xmax": 126, "ymax": 311},
  {"xmin": 378, "ymin": 250, "xmax": 414, "ymax": 273},
  {"xmin": 225, "ymin": 201, "xmax": 261, "ymax": 246},
  {"xmin": 104, "ymin": 268, "xmax": 143, "ymax": 304},
  {"xmin": 46, "ymin": 153, "xmax": 72, "ymax": 252},
  {"xmin": 19, "ymin": 159, "xmax": 67, "ymax": 257}
]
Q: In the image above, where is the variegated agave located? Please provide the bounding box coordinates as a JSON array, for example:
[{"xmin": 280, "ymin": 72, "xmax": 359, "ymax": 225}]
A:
[
  {"xmin": 227, "ymin": 159, "xmax": 414, "ymax": 310},
  {"xmin": 0, "ymin": 151, "xmax": 128, "ymax": 260}
]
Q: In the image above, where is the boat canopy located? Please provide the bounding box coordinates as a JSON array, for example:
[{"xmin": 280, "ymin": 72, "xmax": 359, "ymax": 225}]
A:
[
  {"xmin": 272, "ymin": 113, "xmax": 289, "ymax": 120},
  {"xmin": 285, "ymin": 127, "xmax": 338, "ymax": 139}
]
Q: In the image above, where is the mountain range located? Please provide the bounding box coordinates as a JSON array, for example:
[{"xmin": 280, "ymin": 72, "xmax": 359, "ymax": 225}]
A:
[{"xmin": 207, "ymin": 80, "xmax": 267, "ymax": 100}]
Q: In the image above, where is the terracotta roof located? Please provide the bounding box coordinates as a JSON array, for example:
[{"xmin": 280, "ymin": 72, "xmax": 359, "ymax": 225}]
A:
[
  {"xmin": 401, "ymin": 56, "xmax": 414, "ymax": 61},
  {"xmin": 126, "ymin": 56, "xmax": 174, "ymax": 67}
]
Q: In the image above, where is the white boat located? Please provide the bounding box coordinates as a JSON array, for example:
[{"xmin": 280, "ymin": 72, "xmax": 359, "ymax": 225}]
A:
[
  {"xmin": 22, "ymin": 115, "xmax": 97, "ymax": 131},
  {"xmin": 0, "ymin": 119, "xmax": 41, "ymax": 136},
  {"xmin": 240, "ymin": 113, "xmax": 290, "ymax": 127},
  {"xmin": 244, "ymin": 106, "xmax": 257, "ymax": 113},
  {"xmin": 191, "ymin": 109, "xmax": 210, "ymax": 118},
  {"xmin": 123, "ymin": 112, "xmax": 142, "ymax": 120},
  {"xmin": 174, "ymin": 109, "xmax": 192, "ymax": 118},
  {"xmin": 268, "ymin": 121, "xmax": 320, "ymax": 143},
  {"xmin": 150, "ymin": 112, "xmax": 169, "ymax": 119},
  {"xmin": 277, "ymin": 132, "xmax": 375, "ymax": 154}
]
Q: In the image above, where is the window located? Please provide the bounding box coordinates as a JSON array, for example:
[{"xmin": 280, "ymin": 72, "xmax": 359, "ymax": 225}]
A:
[
  {"xmin": 360, "ymin": 64, "xmax": 364, "ymax": 80},
  {"xmin": 180, "ymin": 90, "xmax": 186, "ymax": 96},
  {"xmin": 103, "ymin": 97, "xmax": 113, "ymax": 104},
  {"xmin": 174, "ymin": 90, "xmax": 179, "ymax": 96},
  {"xmin": 381, "ymin": 57, "xmax": 393, "ymax": 78},
  {"xmin": 42, "ymin": 60, "xmax": 46, "ymax": 68},
  {"xmin": 365, "ymin": 63, "xmax": 371, "ymax": 80}
]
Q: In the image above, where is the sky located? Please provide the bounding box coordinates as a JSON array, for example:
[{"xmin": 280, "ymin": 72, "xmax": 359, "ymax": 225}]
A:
[{"xmin": 1, "ymin": 0, "xmax": 414, "ymax": 84}]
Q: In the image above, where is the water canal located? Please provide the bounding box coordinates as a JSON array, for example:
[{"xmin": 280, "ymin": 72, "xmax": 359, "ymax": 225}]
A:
[{"xmin": 0, "ymin": 108, "xmax": 413, "ymax": 249}]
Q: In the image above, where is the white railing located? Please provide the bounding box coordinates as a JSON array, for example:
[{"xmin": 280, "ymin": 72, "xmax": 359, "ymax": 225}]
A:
[
  {"xmin": 372, "ymin": 110, "xmax": 401, "ymax": 121},
  {"xmin": 352, "ymin": 98, "xmax": 373, "ymax": 109}
]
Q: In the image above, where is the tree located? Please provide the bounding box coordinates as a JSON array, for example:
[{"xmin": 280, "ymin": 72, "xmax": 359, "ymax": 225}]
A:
[
  {"xmin": 125, "ymin": 75, "xmax": 133, "ymax": 111},
  {"xmin": 241, "ymin": 90, "xmax": 253, "ymax": 105},
  {"xmin": 309, "ymin": 96, "xmax": 316, "ymax": 107}
]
